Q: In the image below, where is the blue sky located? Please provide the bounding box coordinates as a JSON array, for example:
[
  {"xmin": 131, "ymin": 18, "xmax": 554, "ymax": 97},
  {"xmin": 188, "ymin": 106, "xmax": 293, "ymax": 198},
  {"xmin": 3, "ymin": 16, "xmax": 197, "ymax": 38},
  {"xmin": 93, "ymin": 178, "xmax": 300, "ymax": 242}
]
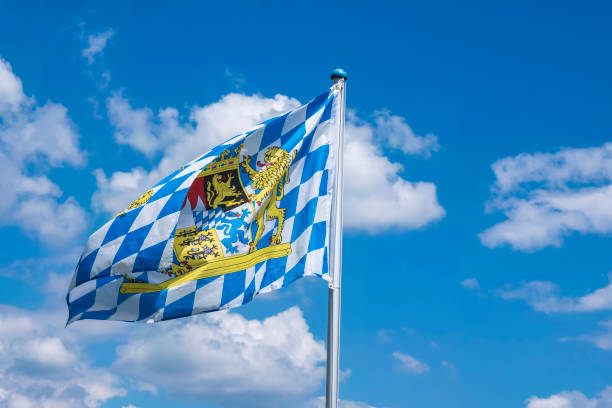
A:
[{"xmin": 1, "ymin": 1, "xmax": 612, "ymax": 407}]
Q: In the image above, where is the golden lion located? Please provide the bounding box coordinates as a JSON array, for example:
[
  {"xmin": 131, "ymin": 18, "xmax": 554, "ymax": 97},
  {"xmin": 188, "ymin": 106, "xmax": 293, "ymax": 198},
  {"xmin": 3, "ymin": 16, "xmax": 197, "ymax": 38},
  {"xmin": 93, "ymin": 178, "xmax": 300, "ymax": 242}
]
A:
[
  {"xmin": 241, "ymin": 146, "xmax": 296, "ymax": 252},
  {"xmin": 206, "ymin": 173, "xmax": 243, "ymax": 209}
]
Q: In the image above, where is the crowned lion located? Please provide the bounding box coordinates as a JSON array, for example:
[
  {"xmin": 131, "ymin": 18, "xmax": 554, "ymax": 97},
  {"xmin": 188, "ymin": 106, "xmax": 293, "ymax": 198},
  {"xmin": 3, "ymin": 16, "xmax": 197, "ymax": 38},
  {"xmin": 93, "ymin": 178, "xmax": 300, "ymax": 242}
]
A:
[{"xmin": 241, "ymin": 146, "xmax": 296, "ymax": 252}]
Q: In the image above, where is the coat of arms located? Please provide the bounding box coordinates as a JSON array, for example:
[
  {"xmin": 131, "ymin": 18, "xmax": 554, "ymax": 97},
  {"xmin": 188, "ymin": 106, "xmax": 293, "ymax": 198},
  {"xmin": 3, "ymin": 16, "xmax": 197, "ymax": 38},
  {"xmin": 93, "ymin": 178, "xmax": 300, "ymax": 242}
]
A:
[{"xmin": 121, "ymin": 142, "xmax": 296, "ymax": 294}]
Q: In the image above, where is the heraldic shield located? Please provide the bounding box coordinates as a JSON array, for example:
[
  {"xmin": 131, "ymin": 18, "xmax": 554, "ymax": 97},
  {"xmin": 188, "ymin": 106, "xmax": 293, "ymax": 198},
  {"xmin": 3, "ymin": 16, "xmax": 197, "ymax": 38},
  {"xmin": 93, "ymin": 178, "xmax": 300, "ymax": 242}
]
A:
[
  {"xmin": 120, "ymin": 142, "xmax": 296, "ymax": 294},
  {"xmin": 67, "ymin": 87, "xmax": 336, "ymax": 323}
]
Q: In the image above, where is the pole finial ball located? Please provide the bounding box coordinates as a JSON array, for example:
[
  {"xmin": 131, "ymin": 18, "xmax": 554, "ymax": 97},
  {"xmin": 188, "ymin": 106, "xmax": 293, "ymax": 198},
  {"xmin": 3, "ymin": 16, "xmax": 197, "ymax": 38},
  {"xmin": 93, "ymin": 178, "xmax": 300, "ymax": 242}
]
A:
[{"xmin": 330, "ymin": 68, "xmax": 348, "ymax": 80}]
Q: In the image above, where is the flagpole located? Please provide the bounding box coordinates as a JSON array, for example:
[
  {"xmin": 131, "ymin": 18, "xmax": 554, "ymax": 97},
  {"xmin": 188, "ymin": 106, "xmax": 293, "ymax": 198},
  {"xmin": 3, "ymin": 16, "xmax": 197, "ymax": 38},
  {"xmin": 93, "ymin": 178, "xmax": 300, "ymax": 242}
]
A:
[{"xmin": 326, "ymin": 68, "xmax": 347, "ymax": 408}]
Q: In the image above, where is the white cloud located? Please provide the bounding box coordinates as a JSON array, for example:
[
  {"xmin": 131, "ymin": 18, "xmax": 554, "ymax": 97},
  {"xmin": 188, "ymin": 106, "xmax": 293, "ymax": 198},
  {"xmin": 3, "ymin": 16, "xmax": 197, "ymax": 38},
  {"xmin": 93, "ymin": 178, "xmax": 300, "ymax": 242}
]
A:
[
  {"xmin": 82, "ymin": 29, "xmax": 115, "ymax": 64},
  {"xmin": 372, "ymin": 110, "xmax": 439, "ymax": 157},
  {"xmin": 91, "ymin": 167, "xmax": 148, "ymax": 214},
  {"xmin": 344, "ymin": 113, "xmax": 445, "ymax": 232},
  {"xmin": 392, "ymin": 351, "xmax": 429, "ymax": 374},
  {"xmin": 106, "ymin": 92, "xmax": 158, "ymax": 156},
  {"xmin": 0, "ymin": 58, "xmax": 25, "ymax": 113},
  {"xmin": 302, "ymin": 397, "xmax": 379, "ymax": 408},
  {"xmin": 526, "ymin": 386, "xmax": 612, "ymax": 408},
  {"xmin": 0, "ymin": 251, "xmax": 134, "ymax": 406},
  {"xmin": 0, "ymin": 305, "xmax": 126, "ymax": 408},
  {"xmin": 499, "ymin": 276, "xmax": 612, "ymax": 352},
  {"xmin": 491, "ymin": 144, "xmax": 612, "ymax": 194},
  {"xmin": 460, "ymin": 278, "xmax": 480, "ymax": 290},
  {"xmin": 580, "ymin": 319, "xmax": 612, "ymax": 351},
  {"xmin": 0, "ymin": 57, "xmax": 87, "ymax": 245},
  {"xmin": 480, "ymin": 143, "xmax": 612, "ymax": 251},
  {"xmin": 94, "ymin": 91, "xmax": 444, "ymax": 232},
  {"xmin": 105, "ymin": 91, "xmax": 299, "ymax": 161},
  {"xmin": 498, "ymin": 274, "xmax": 612, "ymax": 313},
  {"xmin": 114, "ymin": 307, "xmax": 326, "ymax": 407},
  {"xmin": 13, "ymin": 196, "xmax": 87, "ymax": 244}
]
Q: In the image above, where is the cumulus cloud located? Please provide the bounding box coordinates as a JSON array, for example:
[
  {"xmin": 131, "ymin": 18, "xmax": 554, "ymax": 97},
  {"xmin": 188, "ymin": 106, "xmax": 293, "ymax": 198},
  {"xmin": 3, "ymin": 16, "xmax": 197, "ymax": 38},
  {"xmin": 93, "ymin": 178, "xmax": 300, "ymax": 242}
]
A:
[
  {"xmin": 344, "ymin": 112, "xmax": 444, "ymax": 231},
  {"xmin": 525, "ymin": 385, "xmax": 612, "ymax": 408},
  {"xmin": 106, "ymin": 93, "xmax": 158, "ymax": 156},
  {"xmin": 114, "ymin": 307, "xmax": 326, "ymax": 407},
  {"xmin": 94, "ymin": 91, "xmax": 444, "ymax": 232},
  {"xmin": 0, "ymin": 305, "xmax": 126, "ymax": 408},
  {"xmin": 480, "ymin": 143, "xmax": 612, "ymax": 251},
  {"xmin": 498, "ymin": 274, "xmax": 612, "ymax": 313},
  {"xmin": 0, "ymin": 57, "xmax": 87, "ymax": 245},
  {"xmin": 392, "ymin": 351, "xmax": 429, "ymax": 374},
  {"xmin": 82, "ymin": 29, "xmax": 115, "ymax": 64}
]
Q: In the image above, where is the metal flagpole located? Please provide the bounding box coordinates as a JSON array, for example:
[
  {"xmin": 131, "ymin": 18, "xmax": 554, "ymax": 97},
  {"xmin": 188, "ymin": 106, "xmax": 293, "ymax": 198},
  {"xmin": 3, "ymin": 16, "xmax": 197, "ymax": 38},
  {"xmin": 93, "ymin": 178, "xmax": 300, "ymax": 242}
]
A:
[{"xmin": 326, "ymin": 68, "xmax": 347, "ymax": 408}]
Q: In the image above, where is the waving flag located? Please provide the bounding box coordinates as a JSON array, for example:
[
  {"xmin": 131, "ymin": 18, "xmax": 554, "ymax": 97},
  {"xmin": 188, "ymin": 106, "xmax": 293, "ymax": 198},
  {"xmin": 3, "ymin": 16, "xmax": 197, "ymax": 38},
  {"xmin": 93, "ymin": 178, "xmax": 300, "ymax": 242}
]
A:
[{"xmin": 67, "ymin": 88, "xmax": 338, "ymax": 323}]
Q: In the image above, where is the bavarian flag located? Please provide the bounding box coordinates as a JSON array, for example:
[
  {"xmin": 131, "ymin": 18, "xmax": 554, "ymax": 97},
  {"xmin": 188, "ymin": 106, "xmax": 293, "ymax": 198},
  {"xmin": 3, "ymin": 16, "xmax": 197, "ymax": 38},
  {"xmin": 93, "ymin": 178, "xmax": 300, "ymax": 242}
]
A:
[{"xmin": 67, "ymin": 87, "xmax": 338, "ymax": 323}]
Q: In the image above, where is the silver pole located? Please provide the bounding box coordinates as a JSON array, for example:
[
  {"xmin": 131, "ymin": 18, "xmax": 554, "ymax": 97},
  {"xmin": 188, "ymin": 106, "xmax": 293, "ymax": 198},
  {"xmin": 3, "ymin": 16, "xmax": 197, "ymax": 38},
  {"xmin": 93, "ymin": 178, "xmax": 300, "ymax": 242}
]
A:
[{"xmin": 326, "ymin": 68, "xmax": 347, "ymax": 408}]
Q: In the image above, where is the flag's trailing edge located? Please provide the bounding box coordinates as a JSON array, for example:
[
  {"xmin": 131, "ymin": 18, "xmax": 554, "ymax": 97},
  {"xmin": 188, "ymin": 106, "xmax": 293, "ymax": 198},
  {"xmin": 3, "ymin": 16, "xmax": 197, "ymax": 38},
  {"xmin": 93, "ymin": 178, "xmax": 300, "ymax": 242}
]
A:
[{"xmin": 67, "ymin": 88, "xmax": 338, "ymax": 323}]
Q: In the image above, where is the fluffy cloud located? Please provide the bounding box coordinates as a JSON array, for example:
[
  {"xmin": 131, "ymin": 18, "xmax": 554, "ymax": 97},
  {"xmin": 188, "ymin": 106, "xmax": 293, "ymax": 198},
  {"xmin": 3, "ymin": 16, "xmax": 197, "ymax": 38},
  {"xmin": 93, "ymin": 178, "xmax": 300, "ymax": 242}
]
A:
[
  {"xmin": 526, "ymin": 386, "xmax": 612, "ymax": 408},
  {"xmin": 0, "ymin": 305, "xmax": 125, "ymax": 408},
  {"xmin": 344, "ymin": 112, "xmax": 444, "ymax": 231},
  {"xmin": 480, "ymin": 143, "xmax": 612, "ymax": 251},
  {"xmin": 0, "ymin": 57, "xmax": 87, "ymax": 245},
  {"xmin": 82, "ymin": 29, "xmax": 115, "ymax": 64},
  {"xmin": 94, "ymin": 91, "xmax": 444, "ymax": 232},
  {"xmin": 91, "ymin": 167, "xmax": 149, "ymax": 214},
  {"xmin": 498, "ymin": 274, "xmax": 612, "ymax": 313},
  {"xmin": 114, "ymin": 307, "xmax": 325, "ymax": 407},
  {"xmin": 0, "ymin": 58, "xmax": 25, "ymax": 112},
  {"xmin": 392, "ymin": 351, "xmax": 429, "ymax": 374},
  {"xmin": 105, "ymin": 91, "xmax": 298, "ymax": 160}
]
